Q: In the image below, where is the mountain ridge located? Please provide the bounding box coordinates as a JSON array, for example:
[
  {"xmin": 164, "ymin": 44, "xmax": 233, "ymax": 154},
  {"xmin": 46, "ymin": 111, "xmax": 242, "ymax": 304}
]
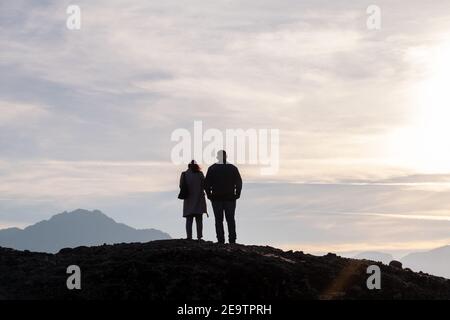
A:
[
  {"xmin": 354, "ymin": 246, "xmax": 450, "ymax": 279},
  {"xmin": 0, "ymin": 209, "xmax": 171, "ymax": 253},
  {"xmin": 401, "ymin": 245, "xmax": 450, "ymax": 279}
]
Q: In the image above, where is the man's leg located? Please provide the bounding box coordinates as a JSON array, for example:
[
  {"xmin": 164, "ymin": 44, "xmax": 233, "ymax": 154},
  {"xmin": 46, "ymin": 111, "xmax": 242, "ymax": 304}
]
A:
[
  {"xmin": 195, "ymin": 214, "xmax": 203, "ymax": 240},
  {"xmin": 224, "ymin": 200, "xmax": 237, "ymax": 243},
  {"xmin": 185, "ymin": 216, "xmax": 194, "ymax": 239},
  {"xmin": 211, "ymin": 201, "xmax": 225, "ymax": 243}
]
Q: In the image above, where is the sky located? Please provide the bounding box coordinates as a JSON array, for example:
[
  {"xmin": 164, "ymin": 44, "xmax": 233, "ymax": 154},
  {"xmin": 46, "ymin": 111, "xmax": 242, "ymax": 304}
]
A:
[{"xmin": 1, "ymin": 0, "xmax": 450, "ymax": 258}]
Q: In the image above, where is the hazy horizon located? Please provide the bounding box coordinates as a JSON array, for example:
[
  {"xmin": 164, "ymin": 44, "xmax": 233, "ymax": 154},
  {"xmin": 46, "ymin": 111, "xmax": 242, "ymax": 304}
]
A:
[{"xmin": 2, "ymin": 0, "xmax": 450, "ymax": 257}]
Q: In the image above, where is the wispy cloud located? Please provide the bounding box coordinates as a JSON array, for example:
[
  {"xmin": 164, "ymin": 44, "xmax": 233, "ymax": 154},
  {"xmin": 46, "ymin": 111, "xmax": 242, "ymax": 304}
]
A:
[
  {"xmin": 0, "ymin": 100, "xmax": 49, "ymax": 125},
  {"xmin": 278, "ymin": 239, "xmax": 450, "ymax": 257},
  {"xmin": 2, "ymin": 0, "xmax": 450, "ymax": 254}
]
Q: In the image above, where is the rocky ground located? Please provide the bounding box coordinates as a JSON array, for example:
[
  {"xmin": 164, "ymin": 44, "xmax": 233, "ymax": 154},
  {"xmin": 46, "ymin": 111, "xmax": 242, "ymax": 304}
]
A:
[{"xmin": 0, "ymin": 239, "xmax": 449, "ymax": 300}]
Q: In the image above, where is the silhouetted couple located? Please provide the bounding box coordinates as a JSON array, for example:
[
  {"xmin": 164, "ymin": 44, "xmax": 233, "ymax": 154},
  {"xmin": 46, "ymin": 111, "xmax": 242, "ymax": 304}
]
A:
[{"xmin": 178, "ymin": 150, "xmax": 242, "ymax": 244}]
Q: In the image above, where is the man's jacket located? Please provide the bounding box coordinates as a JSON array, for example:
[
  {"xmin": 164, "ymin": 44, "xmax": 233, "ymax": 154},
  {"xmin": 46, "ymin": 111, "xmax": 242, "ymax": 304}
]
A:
[{"xmin": 204, "ymin": 163, "xmax": 242, "ymax": 201}]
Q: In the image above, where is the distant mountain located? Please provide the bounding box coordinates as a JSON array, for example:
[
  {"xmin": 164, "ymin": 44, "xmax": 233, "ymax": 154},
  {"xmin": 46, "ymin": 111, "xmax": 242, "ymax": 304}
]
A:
[
  {"xmin": 0, "ymin": 209, "xmax": 171, "ymax": 253},
  {"xmin": 401, "ymin": 245, "xmax": 450, "ymax": 279},
  {"xmin": 354, "ymin": 251, "xmax": 394, "ymax": 265}
]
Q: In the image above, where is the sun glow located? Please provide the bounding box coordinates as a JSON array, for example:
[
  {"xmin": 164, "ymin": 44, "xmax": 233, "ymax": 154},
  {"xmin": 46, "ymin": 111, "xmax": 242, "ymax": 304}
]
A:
[{"xmin": 389, "ymin": 41, "xmax": 450, "ymax": 173}]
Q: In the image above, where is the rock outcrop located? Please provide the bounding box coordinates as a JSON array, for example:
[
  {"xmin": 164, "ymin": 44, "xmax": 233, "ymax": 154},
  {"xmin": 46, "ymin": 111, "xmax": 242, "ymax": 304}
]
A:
[{"xmin": 1, "ymin": 239, "xmax": 449, "ymax": 300}]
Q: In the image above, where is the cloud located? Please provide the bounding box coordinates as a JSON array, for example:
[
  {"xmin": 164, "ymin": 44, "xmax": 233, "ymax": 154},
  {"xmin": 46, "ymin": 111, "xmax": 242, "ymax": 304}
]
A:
[
  {"xmin": 0, "ymin": 160, "xmax": 177, "ymax": 199},
  {"xmin": 1, "ymin": 0, "xmax": 446, "ymax": 166},
  {"xmin": 0, "ymin": 100, "xmax": 48, "ymax": 126},
  {"xmin": 278, "ymin": 239, "xmax": 450, "ymax": 257},
  {"xmin": 2, "ymin": 0, "xmax": 450, "ymax": 256}
]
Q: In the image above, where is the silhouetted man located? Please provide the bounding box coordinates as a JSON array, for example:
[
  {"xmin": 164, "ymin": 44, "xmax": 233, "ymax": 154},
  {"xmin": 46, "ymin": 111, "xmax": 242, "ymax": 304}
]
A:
[{"xmin": 205, "ymin": 150, "xmax": 242, "ymax": 244}]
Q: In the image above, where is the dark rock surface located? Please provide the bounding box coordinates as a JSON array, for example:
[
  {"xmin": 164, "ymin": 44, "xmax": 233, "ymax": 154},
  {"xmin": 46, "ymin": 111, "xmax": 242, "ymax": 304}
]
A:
[{"xmin": 1, "ymin": 239, "xmax": 449, "ymax": 300}]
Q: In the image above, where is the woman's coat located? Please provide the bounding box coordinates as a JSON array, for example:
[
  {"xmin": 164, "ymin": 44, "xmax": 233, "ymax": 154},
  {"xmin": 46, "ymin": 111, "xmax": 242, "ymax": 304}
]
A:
[{"xmin": 181, "ymin": 169, "xmax": 207, "ymax": 217}]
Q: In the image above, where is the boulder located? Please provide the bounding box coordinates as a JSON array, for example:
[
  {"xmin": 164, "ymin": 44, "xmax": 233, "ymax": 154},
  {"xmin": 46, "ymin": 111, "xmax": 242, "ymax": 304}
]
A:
[{"xmin": 389, "ymin": 260, "xmax": 403, "ymax": 269}]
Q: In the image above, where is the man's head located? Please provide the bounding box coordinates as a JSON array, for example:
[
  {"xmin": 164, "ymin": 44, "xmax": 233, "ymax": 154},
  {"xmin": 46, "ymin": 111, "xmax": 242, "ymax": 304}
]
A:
[{"xmin": 217, "ymin": 150, "xmax": 227, "ymax": 164}]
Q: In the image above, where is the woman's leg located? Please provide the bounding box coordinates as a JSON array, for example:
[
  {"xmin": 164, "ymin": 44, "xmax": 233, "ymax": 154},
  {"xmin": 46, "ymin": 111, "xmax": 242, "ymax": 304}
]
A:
[
  {"xmin": 185, "ymin": 216, "xmax": 194, "ymax": 239},
  {"xmin": 195, "ymin": 214, "xmax": 203, "ymax": 240}
]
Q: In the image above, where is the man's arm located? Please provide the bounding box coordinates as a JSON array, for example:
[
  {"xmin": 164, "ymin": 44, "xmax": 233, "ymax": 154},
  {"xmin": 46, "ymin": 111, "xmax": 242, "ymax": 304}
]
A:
[
  {"xmin": 234, "ymin": 167, "xmax": 242, "ymax": 199},
  {"xmin": 179, "ymin": 172, "xmax": 183, "ymax": 188},
  {"xmin": 204, "ymin": 167, "xmax": 212, "ymax": 198}
]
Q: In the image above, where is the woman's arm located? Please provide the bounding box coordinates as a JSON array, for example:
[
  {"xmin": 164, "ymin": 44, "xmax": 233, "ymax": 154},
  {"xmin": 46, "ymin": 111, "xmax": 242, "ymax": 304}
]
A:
[{"xmin": 179, "ymin": 172, "xmax": 184, "ymax": 188}]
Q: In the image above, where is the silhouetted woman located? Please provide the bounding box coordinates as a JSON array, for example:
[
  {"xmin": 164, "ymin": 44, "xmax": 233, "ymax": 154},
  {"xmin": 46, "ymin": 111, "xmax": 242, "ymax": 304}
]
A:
[{"xmin": 179, "ymin": 160, "xmax": 207, "ymax": 240}]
